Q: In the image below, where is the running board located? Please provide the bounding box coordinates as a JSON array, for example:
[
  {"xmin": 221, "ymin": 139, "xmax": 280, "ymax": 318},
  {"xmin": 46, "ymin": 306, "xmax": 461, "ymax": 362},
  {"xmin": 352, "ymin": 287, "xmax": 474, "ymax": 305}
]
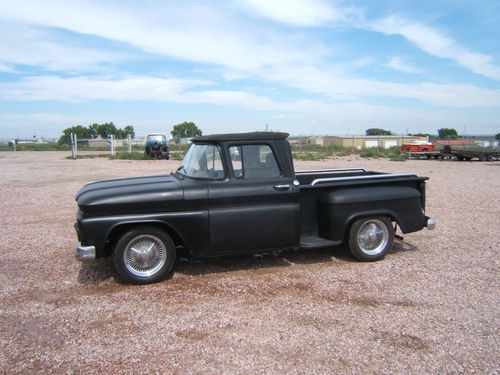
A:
[{"xmin": 300, "ymin": 236, "xmax": 342, "ymax": 249}]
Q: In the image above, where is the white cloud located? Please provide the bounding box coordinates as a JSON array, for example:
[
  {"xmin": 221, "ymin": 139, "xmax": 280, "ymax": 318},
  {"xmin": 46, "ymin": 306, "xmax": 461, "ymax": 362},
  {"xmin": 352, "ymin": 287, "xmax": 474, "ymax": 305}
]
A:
[
  {"xmin": 385, "ymin": 57, "xmax": 421, "ymax": 74},
  {"xmin": 2, "ymin": 74, "xmax": 500, "ymax": 111},
  {"xmin": 259, "ymin": 65, "xmax": 500, "ymax": 108},
  {"xmin": 239, "ymin": 0, "xmax": 347, "ymax": 26},
  {"xmin": 0, "ymin": 23, "xmax": 126, "ymax": 72},
  {"xmin": 370, "ymin": 16, "xmax": 500, "ymax": 81},
  {"xmin": 0, "ymin": 62, "xmax": 16, "ymax": 73},
  {"xmin": 0, "ymin": 75, "xmax": 333, "ymax": 112},
  {"xmin": 0, "ymin": 75, "xmax": 210, "ymax": 102},
  {"xmin": 0, "ymin": 1, "xmax": 321, "ymax": 72}
]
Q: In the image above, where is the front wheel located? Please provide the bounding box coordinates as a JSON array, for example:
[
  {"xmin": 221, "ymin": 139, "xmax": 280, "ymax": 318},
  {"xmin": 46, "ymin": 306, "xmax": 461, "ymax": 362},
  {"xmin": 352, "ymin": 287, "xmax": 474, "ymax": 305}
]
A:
[
  {"xmin": 348, "ymin": 217, "xmax": 394, "ymax": 261},
  {"xmin": 113, "ymin": 226, "xmax": 176, "ymax": 284}
]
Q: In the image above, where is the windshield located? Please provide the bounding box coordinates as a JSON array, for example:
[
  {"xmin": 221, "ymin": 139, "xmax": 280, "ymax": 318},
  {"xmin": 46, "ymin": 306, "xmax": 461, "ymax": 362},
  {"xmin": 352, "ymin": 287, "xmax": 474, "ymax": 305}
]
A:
[
  {"xmin": 147, "ymin": 135, "xmax": 166, "ymax": 143},
  {"xmin": 178, "ymin": 144, "xmax": 225, "ymax": 179}
]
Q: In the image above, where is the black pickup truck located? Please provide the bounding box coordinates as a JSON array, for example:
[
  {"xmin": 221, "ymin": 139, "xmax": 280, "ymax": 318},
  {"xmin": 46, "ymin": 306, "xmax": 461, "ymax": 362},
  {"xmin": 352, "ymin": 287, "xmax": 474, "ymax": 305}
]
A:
[{"xmin": 75, "ymin": 132, "xmax": 435, "ymax": 284}]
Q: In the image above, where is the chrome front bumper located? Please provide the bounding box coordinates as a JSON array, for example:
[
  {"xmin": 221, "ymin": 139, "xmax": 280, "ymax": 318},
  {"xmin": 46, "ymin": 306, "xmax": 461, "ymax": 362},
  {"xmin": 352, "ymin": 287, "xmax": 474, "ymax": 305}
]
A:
[{"xmin": 76, "ymin": 242, "xmax": 96, "ymax": 262}]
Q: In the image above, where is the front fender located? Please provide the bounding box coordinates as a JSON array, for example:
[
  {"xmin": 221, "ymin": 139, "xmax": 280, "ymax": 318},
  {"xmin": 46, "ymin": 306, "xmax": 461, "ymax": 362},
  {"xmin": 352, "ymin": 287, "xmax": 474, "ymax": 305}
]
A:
[{"xmin": 76, "ymin": 210, "xmax": 210, "ymax": 258}]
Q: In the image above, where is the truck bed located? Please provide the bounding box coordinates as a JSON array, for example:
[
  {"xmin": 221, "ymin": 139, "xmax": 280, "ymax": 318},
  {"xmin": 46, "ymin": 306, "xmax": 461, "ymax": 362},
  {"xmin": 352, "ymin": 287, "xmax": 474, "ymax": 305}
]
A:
[
  {"xmin": 295, "ymin": 168, "xmax": 422, "ymax": 187},
  {"xmin": 295, "ymin": 168, "xmax": 428, "ymax": 249}
]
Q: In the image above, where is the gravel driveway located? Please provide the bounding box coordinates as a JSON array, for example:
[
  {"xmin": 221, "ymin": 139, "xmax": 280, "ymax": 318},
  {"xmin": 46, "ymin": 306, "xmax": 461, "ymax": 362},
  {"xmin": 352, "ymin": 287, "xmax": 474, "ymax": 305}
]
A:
[{"xmin": 0, "ymin": 151, "xmax": 498, "ymax": 374}]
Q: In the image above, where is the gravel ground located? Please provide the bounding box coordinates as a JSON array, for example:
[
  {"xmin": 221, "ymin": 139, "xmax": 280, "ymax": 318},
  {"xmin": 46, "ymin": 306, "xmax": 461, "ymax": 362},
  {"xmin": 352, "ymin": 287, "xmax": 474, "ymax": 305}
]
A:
[{"xmin": 0, "ymin": 151, "xmax": 499, "ymax": 374}]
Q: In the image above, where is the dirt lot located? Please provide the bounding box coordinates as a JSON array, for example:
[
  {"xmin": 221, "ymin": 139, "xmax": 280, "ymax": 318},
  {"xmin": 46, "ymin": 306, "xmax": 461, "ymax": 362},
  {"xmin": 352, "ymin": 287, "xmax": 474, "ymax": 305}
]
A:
[{"xmin": 0, "ymin": 151, "xmax": 498, "ymax": 374}]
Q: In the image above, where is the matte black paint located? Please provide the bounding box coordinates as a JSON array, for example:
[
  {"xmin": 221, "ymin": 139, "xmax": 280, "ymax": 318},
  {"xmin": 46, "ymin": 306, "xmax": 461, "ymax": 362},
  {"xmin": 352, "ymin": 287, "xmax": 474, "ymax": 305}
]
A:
[{"xmin": 74, "ymin": 132, "xmax": 430, "ymax": 259}]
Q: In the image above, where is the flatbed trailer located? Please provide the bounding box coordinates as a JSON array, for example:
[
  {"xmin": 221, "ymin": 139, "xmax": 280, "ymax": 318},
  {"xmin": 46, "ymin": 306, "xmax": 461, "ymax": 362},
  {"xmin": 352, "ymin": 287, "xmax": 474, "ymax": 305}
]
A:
[
  {"xmin": 441, "ymin": 145, "xmax": 499, "ymax": 161},
  {"xmin": 404, "ymin": 148, "xmax": 499, "ymax": 161}
]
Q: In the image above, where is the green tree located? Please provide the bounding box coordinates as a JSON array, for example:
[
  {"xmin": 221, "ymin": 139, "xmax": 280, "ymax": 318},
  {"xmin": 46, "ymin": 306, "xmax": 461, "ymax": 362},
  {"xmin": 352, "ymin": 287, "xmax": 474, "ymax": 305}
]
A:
[
  {"xmin": 59, "ymin": 123, "xmax": 136, "ymax": 144},
  {"xmin": 437, "ymin": 128, "xmax": 458, "ymax": 139},
  {"xmin": 89, "ymin": 122, "xmax": 118, "ymax": 139},
  {"xmin": 171, "ymin": 121, "xmax": 202, "ymax": 139},
  {"xmin": 123, "ymin": 125, "xmax": 135, "ymax": 138},
  {"xmin": 115, "ymin": 125, "xmax": 135, "ymax": 139},
  {"xmin": 58, "ymin": 125, "xmax": 96, "ymax": 145},
  {"xmin": 365, "ymin": 128, "xmax": 393, "ymax": 136}
]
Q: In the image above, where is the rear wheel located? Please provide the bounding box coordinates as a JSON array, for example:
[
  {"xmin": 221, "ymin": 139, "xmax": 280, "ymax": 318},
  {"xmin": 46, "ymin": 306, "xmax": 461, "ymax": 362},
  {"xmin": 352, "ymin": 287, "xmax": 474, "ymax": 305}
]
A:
[
  {"xmin": 348, "ymin": 217, "xmax": 394, "ymax": 261},
  {"xmin": 113, "ymin": 226, "xmax": 176, "ymax": 284}
]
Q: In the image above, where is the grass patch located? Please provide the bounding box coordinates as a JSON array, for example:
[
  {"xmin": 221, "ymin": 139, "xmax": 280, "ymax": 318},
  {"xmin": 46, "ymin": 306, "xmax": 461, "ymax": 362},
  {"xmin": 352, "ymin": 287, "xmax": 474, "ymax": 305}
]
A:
[
  {"xmin": 0, "ymin": 143, "xmax": 70, "ymax": 151},
  {"xmin": 113, "ymin": 151, "xmax": 151, "ymax": 160},
  {"xmin": 291, "ymin": 144, "xmax": 357, "ymax": 161},
  {"xmin": 359, "ymin": 146, "xmax": 406, "ymax": 161},
  {"xmin": 389, "ymin": 153, "xmax": 408, "ymax": 162},
  {"xmin": 65, "ymin": 154, "xmax": 110, "ymax": 159}
]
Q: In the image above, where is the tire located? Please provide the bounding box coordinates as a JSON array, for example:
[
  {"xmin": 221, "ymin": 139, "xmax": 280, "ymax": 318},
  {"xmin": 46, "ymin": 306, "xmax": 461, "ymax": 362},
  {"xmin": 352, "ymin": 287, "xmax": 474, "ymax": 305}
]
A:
[
  {"xmin": 348, "ymin": 217, "xmax": 394, "ymax": 262},
  {"xmin": 113, "ymin": 226, "xmax": 176, "ymax": 284}
]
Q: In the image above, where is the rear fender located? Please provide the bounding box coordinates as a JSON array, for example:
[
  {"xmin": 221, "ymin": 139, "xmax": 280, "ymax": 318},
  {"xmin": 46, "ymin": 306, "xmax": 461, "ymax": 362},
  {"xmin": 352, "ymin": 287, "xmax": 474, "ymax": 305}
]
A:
[{"xmin": 318, "ymin": 186, "xmax": 425, "ymax": 242}]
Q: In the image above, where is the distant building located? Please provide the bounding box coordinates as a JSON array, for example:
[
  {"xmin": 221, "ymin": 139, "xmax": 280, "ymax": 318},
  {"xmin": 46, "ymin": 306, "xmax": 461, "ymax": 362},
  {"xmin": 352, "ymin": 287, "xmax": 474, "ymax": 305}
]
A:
[
  {"xmin": 316, "ymin": 135, "xmax": 428, "ymax": 149},
  {"xmin": 288, "ymin": 136, "xmax": 314, "ymax": 146}
]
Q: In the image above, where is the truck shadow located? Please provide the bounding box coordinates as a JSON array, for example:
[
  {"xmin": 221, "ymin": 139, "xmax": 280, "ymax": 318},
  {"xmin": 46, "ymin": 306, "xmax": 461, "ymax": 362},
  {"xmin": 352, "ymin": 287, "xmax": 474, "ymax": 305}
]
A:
[
  {"xmin": 77, "ymin": 242, "xmax": 418, "ymax": 284},
  {"xmin": 174, "ymin": 246, "xmax": 354, "ymax": 277},
  {"xmin": 390, "ymin": 240, "xmax": 419, "ymax": 254}
]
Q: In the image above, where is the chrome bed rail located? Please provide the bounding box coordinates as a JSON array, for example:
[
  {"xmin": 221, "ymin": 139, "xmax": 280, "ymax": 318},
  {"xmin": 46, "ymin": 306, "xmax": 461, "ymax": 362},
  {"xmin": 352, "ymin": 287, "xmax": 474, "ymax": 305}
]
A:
[{"xmin": 310, "ymin": 173, "xmax": 418, "ymax": 186}]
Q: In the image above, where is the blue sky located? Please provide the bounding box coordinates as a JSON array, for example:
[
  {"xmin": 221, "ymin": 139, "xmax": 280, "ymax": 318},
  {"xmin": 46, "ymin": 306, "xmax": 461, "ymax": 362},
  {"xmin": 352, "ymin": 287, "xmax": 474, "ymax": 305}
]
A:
[{"xmin": 0, "ymin": 0, "xmax": 499, "ymax": 139}]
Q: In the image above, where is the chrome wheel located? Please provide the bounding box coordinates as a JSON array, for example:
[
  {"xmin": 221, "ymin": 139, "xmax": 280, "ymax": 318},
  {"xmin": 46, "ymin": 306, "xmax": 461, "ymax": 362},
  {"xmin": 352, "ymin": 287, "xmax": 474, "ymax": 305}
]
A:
[
  {"xmin": 123, "ymin": 234, "xmax": 167, "ymax": 277},
  {"xmin": 357, "ymin": 219, "xmax": 389, "ymax": 255}
]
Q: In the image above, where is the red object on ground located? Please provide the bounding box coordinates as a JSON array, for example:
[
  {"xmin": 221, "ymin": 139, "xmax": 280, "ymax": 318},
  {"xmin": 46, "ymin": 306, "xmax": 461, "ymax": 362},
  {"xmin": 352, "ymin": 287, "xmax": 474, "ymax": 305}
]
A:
[{"xmin": 400, "ymin": 143, "xmax": 435, "ymax": 153}]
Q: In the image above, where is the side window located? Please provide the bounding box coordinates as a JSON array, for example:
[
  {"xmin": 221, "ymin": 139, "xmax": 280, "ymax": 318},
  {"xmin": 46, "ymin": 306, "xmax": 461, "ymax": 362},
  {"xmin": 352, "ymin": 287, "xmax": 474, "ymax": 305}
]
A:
[
  {"xmin": 229, "ymin": 144, "xmax": 281, "ymax": 179},
  {"xmin": 181, "ymin": 144, "xmax": 224, "ymax": 179}
]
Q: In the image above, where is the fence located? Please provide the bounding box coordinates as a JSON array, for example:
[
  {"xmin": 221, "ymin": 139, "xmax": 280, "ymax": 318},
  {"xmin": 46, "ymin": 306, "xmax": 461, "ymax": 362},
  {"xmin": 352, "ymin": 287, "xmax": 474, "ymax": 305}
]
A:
[
  {"xmin": 68, "ymin": 134, "xmax": 190, "ymax": 160},
  {"xmin": 68, "ymin": 134, "xmax": 146, "ymax": 158}
]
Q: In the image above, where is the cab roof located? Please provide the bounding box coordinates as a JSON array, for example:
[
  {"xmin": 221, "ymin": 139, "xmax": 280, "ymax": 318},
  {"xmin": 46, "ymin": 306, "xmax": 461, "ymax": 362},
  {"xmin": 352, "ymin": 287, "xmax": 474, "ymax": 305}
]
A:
[{"xmin": 192, "ymin": 132, "xmax": 289, "ymax": 143}]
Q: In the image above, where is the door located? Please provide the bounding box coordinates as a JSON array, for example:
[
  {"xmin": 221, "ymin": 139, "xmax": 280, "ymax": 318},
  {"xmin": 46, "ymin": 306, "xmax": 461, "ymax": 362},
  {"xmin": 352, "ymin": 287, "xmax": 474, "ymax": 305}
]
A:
[{"xmin": 209, "ymin": 143, "xmax": 300, "ymax": 255}]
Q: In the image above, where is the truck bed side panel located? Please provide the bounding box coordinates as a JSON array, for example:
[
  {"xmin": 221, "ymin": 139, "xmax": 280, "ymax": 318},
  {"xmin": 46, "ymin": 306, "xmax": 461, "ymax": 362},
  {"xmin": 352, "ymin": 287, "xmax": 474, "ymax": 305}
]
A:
[{"xmin": 299, "ymin": 179, "xmax": 426, "ymax": 243}]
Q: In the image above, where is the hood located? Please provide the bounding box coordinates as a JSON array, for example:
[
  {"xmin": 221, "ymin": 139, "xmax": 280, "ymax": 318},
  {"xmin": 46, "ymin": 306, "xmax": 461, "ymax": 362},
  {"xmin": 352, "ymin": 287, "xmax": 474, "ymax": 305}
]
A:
[{"xmin": 76, "ymin": 174, "xmax": 183, "ymax": 216}]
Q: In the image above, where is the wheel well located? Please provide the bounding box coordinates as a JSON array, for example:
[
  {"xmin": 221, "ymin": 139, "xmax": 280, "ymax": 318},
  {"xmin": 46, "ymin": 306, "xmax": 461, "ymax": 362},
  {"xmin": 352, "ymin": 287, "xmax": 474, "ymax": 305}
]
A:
[
  {"xmin": 345, "ymin": 214, "xmax": 396, "ymax": 240},
  {"xmin": 106, "ymin": 222, "xmax": 186, "ymax": 255}
]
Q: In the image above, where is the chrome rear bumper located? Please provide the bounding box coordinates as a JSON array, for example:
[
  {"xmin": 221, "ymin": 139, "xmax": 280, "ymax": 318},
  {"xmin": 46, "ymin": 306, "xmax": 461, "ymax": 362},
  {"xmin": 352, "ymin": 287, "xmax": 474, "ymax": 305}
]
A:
[
  {"xmin": 76, "ymin": 242, "xmax": 96, "ymax": 262},
  {"xmin": 425, "ymin": 217, "xmax": 436, "ymax": 230}
]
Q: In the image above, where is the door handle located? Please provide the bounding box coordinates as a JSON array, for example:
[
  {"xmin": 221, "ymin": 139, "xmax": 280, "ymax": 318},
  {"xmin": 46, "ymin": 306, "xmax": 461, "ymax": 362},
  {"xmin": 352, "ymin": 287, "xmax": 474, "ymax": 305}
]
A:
[{"xmin": 274, "ymin": 184, "xmax": 291, "ymax": 191}]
